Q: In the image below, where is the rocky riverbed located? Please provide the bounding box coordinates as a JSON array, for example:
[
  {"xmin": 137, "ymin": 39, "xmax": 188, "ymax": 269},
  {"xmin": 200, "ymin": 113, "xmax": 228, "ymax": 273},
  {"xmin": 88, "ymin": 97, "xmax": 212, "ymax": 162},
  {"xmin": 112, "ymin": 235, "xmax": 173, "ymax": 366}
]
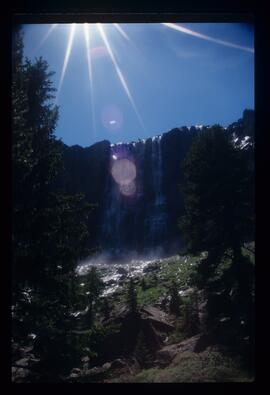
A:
[{"xmin": 76, "ymin": 254, "xmax": 198, "ymax": 297}]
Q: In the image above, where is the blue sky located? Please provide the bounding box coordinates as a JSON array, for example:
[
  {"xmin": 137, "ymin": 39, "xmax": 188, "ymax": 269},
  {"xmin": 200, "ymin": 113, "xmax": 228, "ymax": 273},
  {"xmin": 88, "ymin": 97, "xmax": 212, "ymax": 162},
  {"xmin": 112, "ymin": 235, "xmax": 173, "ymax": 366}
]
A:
[{"xmin": 22, "ymin": 23, "xmax": 254, "ymax": 147}]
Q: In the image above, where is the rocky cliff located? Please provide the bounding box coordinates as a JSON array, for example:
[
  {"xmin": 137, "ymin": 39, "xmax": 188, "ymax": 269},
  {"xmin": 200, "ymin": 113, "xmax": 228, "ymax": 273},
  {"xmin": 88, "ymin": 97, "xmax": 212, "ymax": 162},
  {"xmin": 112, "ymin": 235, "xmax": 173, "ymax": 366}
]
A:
[{"xmin": 54, "ymin": 110, "xmax": 254, "ymax": 256}]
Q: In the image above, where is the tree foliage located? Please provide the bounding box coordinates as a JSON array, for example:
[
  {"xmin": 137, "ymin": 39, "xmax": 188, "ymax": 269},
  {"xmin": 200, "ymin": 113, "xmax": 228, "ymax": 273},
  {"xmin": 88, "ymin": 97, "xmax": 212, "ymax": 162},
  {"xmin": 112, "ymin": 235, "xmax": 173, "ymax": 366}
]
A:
[
  {"xmin": 12, "ymin": 26, "xmax": 94, "ymax": 380},
  {"xmin": 179, "ymin": 125, "xmax": 254, "ymax": 258},
  {"xmin": 179, "ymin": 122, "xmax": 255, "ymax": 352},
  {"xmin": 126, "ymin": 278, "xmax": 138, "ymax": 313},
  {"xmin": 134, "ymin": 330, "xmax": 154, "ymax": 368},
  {"xmin": 168, "ymin": 280, "xmax": 182, "ymax": 316},
  {"xmin": 84, "ymin": 267, "xmax": 104, "ymax": 326}
]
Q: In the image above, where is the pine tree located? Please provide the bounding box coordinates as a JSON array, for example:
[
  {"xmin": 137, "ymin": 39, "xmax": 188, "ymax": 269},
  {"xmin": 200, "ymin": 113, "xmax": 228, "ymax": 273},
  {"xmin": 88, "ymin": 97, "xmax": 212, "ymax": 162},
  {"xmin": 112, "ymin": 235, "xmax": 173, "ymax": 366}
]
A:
[
  {"xmin": 126, "ymin": 278, "xmax": 137, "ymax": 313},
  {"xmin": 181, "ymin": 292, "xmax": 200, "ymax": 337},
  {"xmin": 12, "ymin": 27, "xmax": 94, "ymax": 380},
  {"xmin": 101, "ymin": 298, "xmax": 110, "ymax": 320},
  {"xmin": 168, "ymin": 281, "xmax": 182, "ymax": 316},
  {"xmin": 141, "ymin": 277, "xmax": 147, "ymax": 291},
  {"xmin": 179, "ymin": 124, "xmax": 254, "ymax": 349},
  {"xmin": 134, "ymin": 330, "xmax": 154, "ymax": 368},
  {"xmin": 179, "ymin": 125, "xmax": 254, "ymax": 280},
  {"xmin": 85, "ymin": 267, "xmax": 104, "ymax": 326}
]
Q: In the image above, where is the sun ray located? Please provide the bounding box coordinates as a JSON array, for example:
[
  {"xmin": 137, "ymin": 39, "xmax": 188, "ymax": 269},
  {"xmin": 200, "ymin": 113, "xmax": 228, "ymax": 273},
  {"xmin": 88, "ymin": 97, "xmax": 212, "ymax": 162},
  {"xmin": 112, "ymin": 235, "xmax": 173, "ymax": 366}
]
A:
[
  {"xmin": 162, "ymin": 23, "xmax": 254, "ymax": 53},
  {"xmin": 97, "ymin": 23, "xmax": 146, "ymax": 132},
  {"xmin": 56, "ymin": 24, "xmax": 76, "ymax": 102},
  {"xmin": 33, "ymin": 23, "xmax": 58, "ymax": 54},
  {"xmin": 84, "ymin": 23, "xmax": 96, "ymax": 139},
  {"xmin": 113, "ymin": 23, "xmax": 130, "ymax": 42}
]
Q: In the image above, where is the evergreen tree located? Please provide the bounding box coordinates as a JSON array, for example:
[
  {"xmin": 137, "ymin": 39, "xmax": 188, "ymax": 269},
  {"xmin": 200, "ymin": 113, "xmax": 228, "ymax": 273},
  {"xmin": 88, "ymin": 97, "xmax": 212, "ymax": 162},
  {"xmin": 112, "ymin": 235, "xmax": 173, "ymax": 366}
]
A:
[
  {"xmin": 12, "ymin": 27, "xmax": 93, "ymax": 380},
  {"xmin": 126, "ymin": 278, "xmax": 137, "ymax": 313},
  {"xmin": 84, "ymin": 267, "xmax": 104, "ymax": 326},
  {"xmin": 179, "ymin": 124, "xmax": 254, "ymax": 350},
  {"xmin": 141, "ymin": 277, "xmax": 147, "ymax": 291},
  {"xmin": 179, "ymin": 125, "xmax": 254, "ymax": 281},
  {"xmin": 181, "ymin": 292, "xmax": 200, "ymax": 337},
  {"xmin": 101, "ymin": 298, "xmax": 110, "ymax": 320},
  {"xmin": 134, "ymin": 330, "xmax": 154, "ymax": 368},
  {"xmin": 168, "ymin": 281, "xmax": 182, "ymax": 316}
]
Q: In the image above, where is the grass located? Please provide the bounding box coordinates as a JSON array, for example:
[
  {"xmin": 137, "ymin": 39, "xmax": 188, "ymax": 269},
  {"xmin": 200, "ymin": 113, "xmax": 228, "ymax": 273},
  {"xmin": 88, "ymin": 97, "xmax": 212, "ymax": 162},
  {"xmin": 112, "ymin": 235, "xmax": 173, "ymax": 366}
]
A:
[
  {"xmin": 135, "ymin": 254, "xmax": 202, "ymax": 307},
  {"xmin": 136, "ymin": 284, "xmax": 167, "ymax": 306},
  {"xmin": 116, "ymin": 254, "xmax": 201, "ymax": 307},
  {"xmin": 109, "ymin": 349, "xmax": 253, "ymax": 383},
  {"xmin": 158, "ymin": 255, "xmax": 201, "ymax": 288}
]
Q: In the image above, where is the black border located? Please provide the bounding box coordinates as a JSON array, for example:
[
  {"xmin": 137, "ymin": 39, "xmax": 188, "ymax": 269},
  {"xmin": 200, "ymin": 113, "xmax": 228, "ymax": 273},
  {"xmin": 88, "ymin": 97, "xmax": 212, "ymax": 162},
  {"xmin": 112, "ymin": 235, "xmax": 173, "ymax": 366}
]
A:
[
  {"xmin": 2, "ymin": 0, "xmax": 268, "ymax": 390},
  {"xmin": 12, "ymin": 13, "xmax": 254, "ymax": 24}
]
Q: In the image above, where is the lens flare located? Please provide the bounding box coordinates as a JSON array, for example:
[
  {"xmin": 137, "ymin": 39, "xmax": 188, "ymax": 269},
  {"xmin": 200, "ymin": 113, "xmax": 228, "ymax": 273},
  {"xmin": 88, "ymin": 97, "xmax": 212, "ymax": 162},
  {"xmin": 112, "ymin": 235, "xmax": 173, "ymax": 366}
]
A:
[
  {"xmin": 84, "ymin": 23, "xmax": 96, "ymax": 138},
  {"xmin": 56, "ymin": 24, "xmax": 76, "ymax": 102},
  {"xmin": 97, "ymin": 23, "xmax": 146, "ymax": 132},
  {"xmin": 34, "ymin": 24, "xmax": 58, "ymax": 53},
  {"xmin": 162, "ymin": 23, "xmax": 254, "ymax": 53},
  {"xmin": 111, "ymin": 158, "xmax": 136, "ymax": 186},
  {"xmin": 101, "ymin": 104, "xmax": 123, "ymax": 132},
  {"xmin": 90, "ymin": 46, "xmax": 108, "ymax": 59},
  {"xmin": 113, "ymin": 23, "xmax": 130, "ymax": 41},
  {"xmin": 120, "ymin": 180, "xmax": 136, "ymax": 197}
]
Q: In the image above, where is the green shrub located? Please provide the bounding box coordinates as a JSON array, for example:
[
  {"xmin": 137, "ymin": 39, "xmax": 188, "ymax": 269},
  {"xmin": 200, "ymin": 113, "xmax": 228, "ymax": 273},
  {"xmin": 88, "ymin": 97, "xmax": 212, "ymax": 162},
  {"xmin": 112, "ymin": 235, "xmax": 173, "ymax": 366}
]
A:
[{"xmin": 119, "ymin": 350, "xmax": 252, "ymax": 383}]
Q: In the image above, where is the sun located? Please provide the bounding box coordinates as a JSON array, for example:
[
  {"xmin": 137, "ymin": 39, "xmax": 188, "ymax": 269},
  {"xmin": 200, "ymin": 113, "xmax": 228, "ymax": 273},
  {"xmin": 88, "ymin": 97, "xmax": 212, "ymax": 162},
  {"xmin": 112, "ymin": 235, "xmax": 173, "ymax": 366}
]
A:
[
  {"xmin": 40, "ymin": 22, "xmax": 145, "ymax": 132},
  {"xmin": 35, "ymin": 22, "xmax": 254, "ymax": 135}
]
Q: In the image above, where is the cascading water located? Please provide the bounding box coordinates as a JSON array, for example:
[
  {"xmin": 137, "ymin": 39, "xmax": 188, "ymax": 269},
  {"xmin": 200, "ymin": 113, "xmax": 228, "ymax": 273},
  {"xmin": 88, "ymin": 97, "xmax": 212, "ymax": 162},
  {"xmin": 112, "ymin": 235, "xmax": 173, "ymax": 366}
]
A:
[
  {"xmin": 100, "ymin": 136, "xmax": 168, "ymax": 256},
  {"xmin": 144, "ymin": 136, "xmax": 167, "ymax": 249}
]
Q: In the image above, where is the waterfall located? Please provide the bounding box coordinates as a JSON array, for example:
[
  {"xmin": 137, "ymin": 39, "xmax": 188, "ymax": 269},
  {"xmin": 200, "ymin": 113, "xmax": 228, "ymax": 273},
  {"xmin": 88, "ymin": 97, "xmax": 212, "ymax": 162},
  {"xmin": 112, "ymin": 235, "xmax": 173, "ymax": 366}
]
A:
[
  {"xmin": 100, "ymin": 137, "xmax": 168, "ymax": 256},
  {"xmin": 144, "ymin": 136, "xmax": 167, "ymax": 249}
]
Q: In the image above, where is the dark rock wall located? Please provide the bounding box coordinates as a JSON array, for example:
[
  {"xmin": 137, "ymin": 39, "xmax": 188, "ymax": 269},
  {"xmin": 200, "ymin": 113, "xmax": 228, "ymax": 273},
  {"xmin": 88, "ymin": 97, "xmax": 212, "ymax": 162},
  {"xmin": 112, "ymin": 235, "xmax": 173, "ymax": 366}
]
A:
[{"xmin": 54, "ymin": 110, "xmax": 254, "ymax": 255}]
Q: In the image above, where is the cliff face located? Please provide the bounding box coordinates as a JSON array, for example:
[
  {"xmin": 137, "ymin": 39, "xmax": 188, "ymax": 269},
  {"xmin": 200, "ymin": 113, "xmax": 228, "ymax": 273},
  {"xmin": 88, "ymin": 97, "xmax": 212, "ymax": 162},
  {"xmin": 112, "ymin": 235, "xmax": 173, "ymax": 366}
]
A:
[
  {"xmin": 161, "ymin": 127, "xmax": 198, "ymax": 252},
  {"xmin": 54, "ymin": 129, "xmax": 199, "ymax": 255},
  {"xmin": 55, "ymin": 140, "xmax": 111, "ymax": 248},
  {"xmin": 54, "ymin": 110, "xmax": 254, "ymax": 256}
]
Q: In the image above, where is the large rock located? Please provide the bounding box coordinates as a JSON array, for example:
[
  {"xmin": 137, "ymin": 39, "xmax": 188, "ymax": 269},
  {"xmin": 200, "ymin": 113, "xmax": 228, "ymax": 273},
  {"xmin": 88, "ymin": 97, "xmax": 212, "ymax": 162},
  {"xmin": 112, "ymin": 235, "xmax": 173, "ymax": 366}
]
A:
[
  {"xmin": 69, "ymin": 357, "xmax": 139, "ymax": 382},
  {"xmin": 155, "ymin": 334, "xmax": 202, "ymax": 366},
  {"xmin": 15, "ymin": 358, "xmax": 29, "ymax": 368},
  {"xmin": 99, "ymin": 306, "xmax": 174, "ymax": 363},
  {"xmin": 12, "ymin": 343, "xmax": 40, "ymax": 382},
  {"xmin": 140, "ymin": 306, "xmax": 174, "ymax": 332},
  {"xmin": 12, "ymin": 367, "xmax": 31, "ymax": 383}
]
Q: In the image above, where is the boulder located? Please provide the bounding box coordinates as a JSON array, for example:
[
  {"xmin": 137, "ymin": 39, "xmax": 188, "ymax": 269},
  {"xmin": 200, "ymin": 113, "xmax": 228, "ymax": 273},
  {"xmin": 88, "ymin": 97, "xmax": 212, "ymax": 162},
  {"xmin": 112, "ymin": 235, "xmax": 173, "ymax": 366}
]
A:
[
  {"xmin": 140, "ymin": 306, "xmax": 174, "ymax": 331},
  {"xmin": 69, "ymin": 358, "xmax": 133, "ymax": 382},
  {"xmin": 71, "ymin": 368, "xmax": 82, "ymax": 374},
  {"xmin": 117, "ymin": 267, "xmax": 128, "ymax": 275},
  {"xmin": 102, "ymin": 362, "xmax": 112, "ymax": 370},
  {"xmin": 70, "ymin": 371, "xmax": 81, "ymax": 379},
  {"xmin": 155, "ymin": 334, "xmax": 202, "ymax": 366},
  {"xmin": 12, "ymin": 367, "xmax": 31, "ymax": 382},
  {"xmin": 86, "ymin": 366, "xmax": 106, "ymax": 376},
  {"xmin": 99, "ymin": 358, "xmax": 138, "ymax": 377},
  {"xmin": 100, "ymin": 305, "xmax": 175, "ymax": 362},
  {"xmin": 153, "ymin": 296, "xmax": 169, "ymax": 311},
  {"xmin": 110, "ymin": 358, "xmax": 127, "ymax": 370},
  {"xmin": 15, "ymin": 358, "xmax": 29, "ymax": 367},
  {"xmin": 179, "ymin": 287, "xmax": 194, "ymax": 296},
  {"xmin": 143, "ymin": 263, "xmax": 159, "ymax": 273}
]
